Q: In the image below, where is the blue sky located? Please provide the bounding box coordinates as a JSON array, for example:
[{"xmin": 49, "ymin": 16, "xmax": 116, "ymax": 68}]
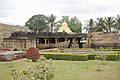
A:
[{"xmin": 0, "ymin": 0, "xmax": 120, "ymax": 25}]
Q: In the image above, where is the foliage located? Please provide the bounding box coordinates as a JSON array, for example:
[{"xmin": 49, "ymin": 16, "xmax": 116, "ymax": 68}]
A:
[
  {"xmin": 48, "ymin": 14, "xmax": 56, "ymax": 33},
  {"xmin": 59, "ymin": 48, "xmax": 65, "ymax": 52},
  {"xmin": 96, "ymin": 47, "xmax": 113, "ymax": 51},
  {"xmin": 114, "ymin": 15, "xmax": 120, "ymax": 31},
  {"xmin": 56, "ymin": 42, "xmax": 68, "ymax": 48},
  {"xmin": 84, "ymin": 19, "xmax": 95, "ymax": 33},
  {"xmin": 11, "ymin": 58, "xmax": 54, "ymax": 80},
  {"xmin": 69, "ymin": 17, "xmax": 82, "ymax": 33},
  {"xmin": 25, "ymin": 14, "xmax": 49, "ymax": 32},
  {"xmin": 84, "ymin": 15, "xmax": 120, "ymax": 33},
  {"xmin": 55, "ymin": 16, "xmax": 82, "ymax": 33},
  {"xmin": 22, "ymin": 48, "xmax": 27, "ymax": 51},
  {"xmin": 106, "ymin": 54, "xmax": 118, "ymax": 60},
  {"xmin": 88, "ymin": 54, "xmax": 118, "ymax": 61},
  {"xmin": 26, "ymin": 47, "xmax": 40, "ymax": 62},
  {"xmin": 41, "ymin": 53, "xmax": 88, "ymax": 61},
  {"xmin": 114, "ymin": 51, "xmax": 120, "ymax": 59},
  {"xmin": 88, "ymin": 54, "xmax": 97, "ymax": 60}
]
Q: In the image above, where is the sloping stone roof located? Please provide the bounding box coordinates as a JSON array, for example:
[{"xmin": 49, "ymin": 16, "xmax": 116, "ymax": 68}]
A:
[
  {"xmin": 90, "ymin": 32, "xmax": 119, "ymax": 44},
  {"xmin": 57, "ymin": 22, "xmax": 74, "ymax": 34}
]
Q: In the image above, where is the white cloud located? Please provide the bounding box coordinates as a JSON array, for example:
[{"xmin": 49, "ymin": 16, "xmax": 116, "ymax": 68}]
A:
[{"xmin": 0, "ymin": 0, "xmax": 120, "ymax": 25}]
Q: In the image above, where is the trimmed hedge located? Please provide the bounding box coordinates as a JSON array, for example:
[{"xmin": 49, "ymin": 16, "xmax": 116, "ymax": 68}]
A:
[
  {"xmin": 114, "ymin": 51, "xmax": 120, "ymax": 59},
  {"xmin": 88, "ymin": 54, "xmax": 118, "ymax": 61},
  {"xmin": 41, "ymin": 53, "xmax": 119, "ymax": 61},
  {"xmin": 41, "ymin": 54, "xmax": 88, "ymax": 61},
  {"xmin": 106, "ymin": 54, "xmax": 118, "ymax": 61},
  {"xmin": 88, "ymin": 54, "xmax": 97, "ymax": 60}
]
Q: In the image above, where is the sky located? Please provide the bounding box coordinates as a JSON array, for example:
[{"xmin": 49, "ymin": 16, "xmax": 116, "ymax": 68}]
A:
[{"xmin": 0, "ymin": 0, "xmax": 120, "ymax": 26}]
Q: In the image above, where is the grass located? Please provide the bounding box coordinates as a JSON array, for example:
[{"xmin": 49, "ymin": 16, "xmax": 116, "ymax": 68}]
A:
[{"xmin": 0, "ymin": 59, "xmax": 120, "ymax": 80}]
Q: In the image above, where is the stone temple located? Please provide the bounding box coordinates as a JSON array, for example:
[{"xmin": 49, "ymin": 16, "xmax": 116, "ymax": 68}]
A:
[
  {"xmin": 0, "ymin": 22, "xmax": 86, "ymax": 50},
  {"xmin": 0, "ymin": 22, "xmax": 120, "ymax": 50}
]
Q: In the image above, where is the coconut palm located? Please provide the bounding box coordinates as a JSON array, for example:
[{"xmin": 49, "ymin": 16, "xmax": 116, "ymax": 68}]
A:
[
  {"xmin": 69, "ymin": 16, "xmax": 82, "ymax": 33},
  {"xmin": 114, "ymin": 15, "xmax": 120, "ymax": 32},
  {"xmin": 48, "ymin": 14, "xmax": 56, "ymax": 33},
  {"xmin": 95, "ymin": 17, "xmax": 106, "ymax": 32},
  {"xmin": 104, "ymin": 16, "xmax": 115, "ymax": 32},
  {"xmin": 95, "ymin": 17, "xmax": 116, "ymax": 32},
  {"xmin": 84, "ymin": 19, "xmax": 95, "ymax": 33}
]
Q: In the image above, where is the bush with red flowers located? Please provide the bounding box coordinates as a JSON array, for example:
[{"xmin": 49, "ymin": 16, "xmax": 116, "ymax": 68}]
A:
[{"xmin": 26, "ymin": 47, "xmax": 40, "ymax": 62}]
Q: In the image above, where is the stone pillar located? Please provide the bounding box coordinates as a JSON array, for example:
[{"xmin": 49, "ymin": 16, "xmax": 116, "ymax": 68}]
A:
[
  {"xmin": 55, "ymin": 38, "xmax": 58, "ymax": 44},
  {"xmin": 9, "ymin": 40, "xmax": 11, "ymax": 47},
  {"xmin": 24, "ymin": 40, "xmax": 26, "ymax": 49},
  {"xmin": 44, "ymin": 38, "xmax": 47, "ymax": 44},
  {"xmin": 36, "ymin": 38, "xmax": 39, "ymax": 44},
  {"xmin": 86, "ymin": 37, "xmax": 91, "ymax": 47},
  {"xmin": 65, "ymin": 38, "xmax": 67, "ymax": 42},
  {"xmin": 32, "ymin": 38, "xmax": 36, "ymax": 48},
  {"xmin": 73, "ymin": 38, "xmax": 77, "ymax": 43},
  {"xmin": 11, "ymin": 40, "xmax": 13, "ymax": 48},
  {"xmin": 47, "ymin": 39, "xmax": 50, "ymax": 44},
  {"xmin": 8, "ymin": 40, "xmax": 10, "ymax": 47}
]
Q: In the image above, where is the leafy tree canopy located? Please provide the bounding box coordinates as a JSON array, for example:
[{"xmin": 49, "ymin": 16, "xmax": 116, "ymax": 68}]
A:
[
  {"xmin": 55, "ymin": 16, "xmax": 82, "ymax": 33},
  {"xmin": 84, "ymin": 15, "xmax": 120, "ymax": 33},
  {"xmin": 25, "ymin": 14, "xmax": 49, "ymax": 32}
]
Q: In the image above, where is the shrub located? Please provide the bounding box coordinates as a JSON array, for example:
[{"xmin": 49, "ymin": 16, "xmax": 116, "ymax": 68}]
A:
[
  {"xmin": 59, "ymin": 48, "xmax": 65, "ymax": 52},
  {"xmin": 106, "ymin": 54, "xmax": 118, "ymax": 61},
  {"xmin": 11, "ymin": 58, "xmax": 54, "ymax": 80},
  {"xmin": 114, "ymin": 51, "xmax": 120, "ymax": 59},
  {"xmin": 88, "ymin": 53, "xmax": 118, "ymax": 61},
  {"xmin": 41, "ymin": 53, "xmax": 88, "ymax": 61},
  {"xmin": 88, "ymin": 54, "xmax": 97, "ymax": 60},
  {"xmin": 22, "ymin": 48, "xmax": 27, "ymax": 51},
  {"xmin": 26, "ymin": 47, "xmax": 40, "ymax": 62},
  {"xmin": 56, "ymin": 42, "xmax": 68, "ymax": 48}
]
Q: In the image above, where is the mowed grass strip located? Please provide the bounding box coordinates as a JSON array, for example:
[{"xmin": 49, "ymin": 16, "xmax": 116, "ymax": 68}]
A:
[{"xmin": 0, "ymin": 59, "xmax": 120, "ymax": 80}]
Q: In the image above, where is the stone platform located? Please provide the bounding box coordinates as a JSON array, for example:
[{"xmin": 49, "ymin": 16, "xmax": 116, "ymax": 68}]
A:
[{"xmin": 0, "ymin": 51, "xmax": 26, "ymax": 61}]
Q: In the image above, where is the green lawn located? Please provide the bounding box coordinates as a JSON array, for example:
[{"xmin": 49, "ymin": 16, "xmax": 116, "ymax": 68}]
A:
[{"xmin": 0, "ymin": 59, "xmax": 120, "ymax": 80}]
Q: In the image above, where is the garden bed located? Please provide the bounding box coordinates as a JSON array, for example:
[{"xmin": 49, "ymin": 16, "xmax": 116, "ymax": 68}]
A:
[{"xmin": 0, "ymin": 51, "xmax": 25, "ymax": 61}]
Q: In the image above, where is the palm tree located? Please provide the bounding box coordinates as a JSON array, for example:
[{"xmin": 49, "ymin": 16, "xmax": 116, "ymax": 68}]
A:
[
  {"xmin": 69, "ymin": 16, "xmax": 82, "ymax": 33},
  {"xmin": 84, "ymin": 19, "xmax": 95, "ymax": 33},
  {"xmin": 104, "ymin": 16, "xmax": 115, "ymax": 32},
  {"xmin": 48, "ymin": 14, "xmax": 56, "ymax": 33},
  {"xmin": 95, "ymin": 17, "xmax": 115, "ymax": 32},
  {"xmin": 114, "ymin": 15, "xmax": 120, "ymax": 32},
  {"xmin": 95, "ymin": 17, "xmax": 106, "ymax": 32}
]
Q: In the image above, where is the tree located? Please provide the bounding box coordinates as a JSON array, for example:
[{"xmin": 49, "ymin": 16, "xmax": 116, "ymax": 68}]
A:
[
  {"xmin": 55, "ymin": 16, "xmax": 82, "ymax": 33},
  {"xmin": 95, "ymin": 17, "xmax": 115, "ymax": 32},
  {"xmin": 95, "ymin": 17, "xmax": 106, "ymax": 32},
  {"xmin": 84, "ymin": 19, "xmax": 95, "ymax": 33},
  {"xmin": 61, "ymin": 16, "xmax": 69, "ymax": 22},
  {"xmin": 114, "ymin": 15, "xmax": 120, "ymax": 32},
  {"xmin": 48, "ymin": 14, "xmax": 56, "ymax": 32},
  {"xmin": 104, "ymin": 16, "xmax": 115, "ymax": 32},
  {"xmin": 25, "ymin": 14, "xmax": 48, "ymax": 32},
  {"xmin": 69, "ymin": 17, "xmax": 82, "ymax": 33},
  {"xmin": 85, "ymin": 16, "xmax": 116, "ymax": 33},
  {"xmin": 54, "ymin": 22, "xmax": 61, "ymax": 32}
]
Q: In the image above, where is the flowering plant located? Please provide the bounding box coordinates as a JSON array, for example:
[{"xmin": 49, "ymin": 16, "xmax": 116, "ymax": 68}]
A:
[{"xmin": 26, "ymin": 47, "xmax": 40, "ymax": 62}]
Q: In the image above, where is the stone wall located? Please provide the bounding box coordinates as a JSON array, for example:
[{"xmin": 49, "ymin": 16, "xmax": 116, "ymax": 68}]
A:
[
  {"xmin": 87, "ymin": 32, "xmax": 120, "ymax": 47},
  {"xmin": 2, "ymin": 38, "xmax": 36, "ymax": 50},
  {"xmin": 0, "ymin": 23, "xmax": 31, "ymax": 48}
]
